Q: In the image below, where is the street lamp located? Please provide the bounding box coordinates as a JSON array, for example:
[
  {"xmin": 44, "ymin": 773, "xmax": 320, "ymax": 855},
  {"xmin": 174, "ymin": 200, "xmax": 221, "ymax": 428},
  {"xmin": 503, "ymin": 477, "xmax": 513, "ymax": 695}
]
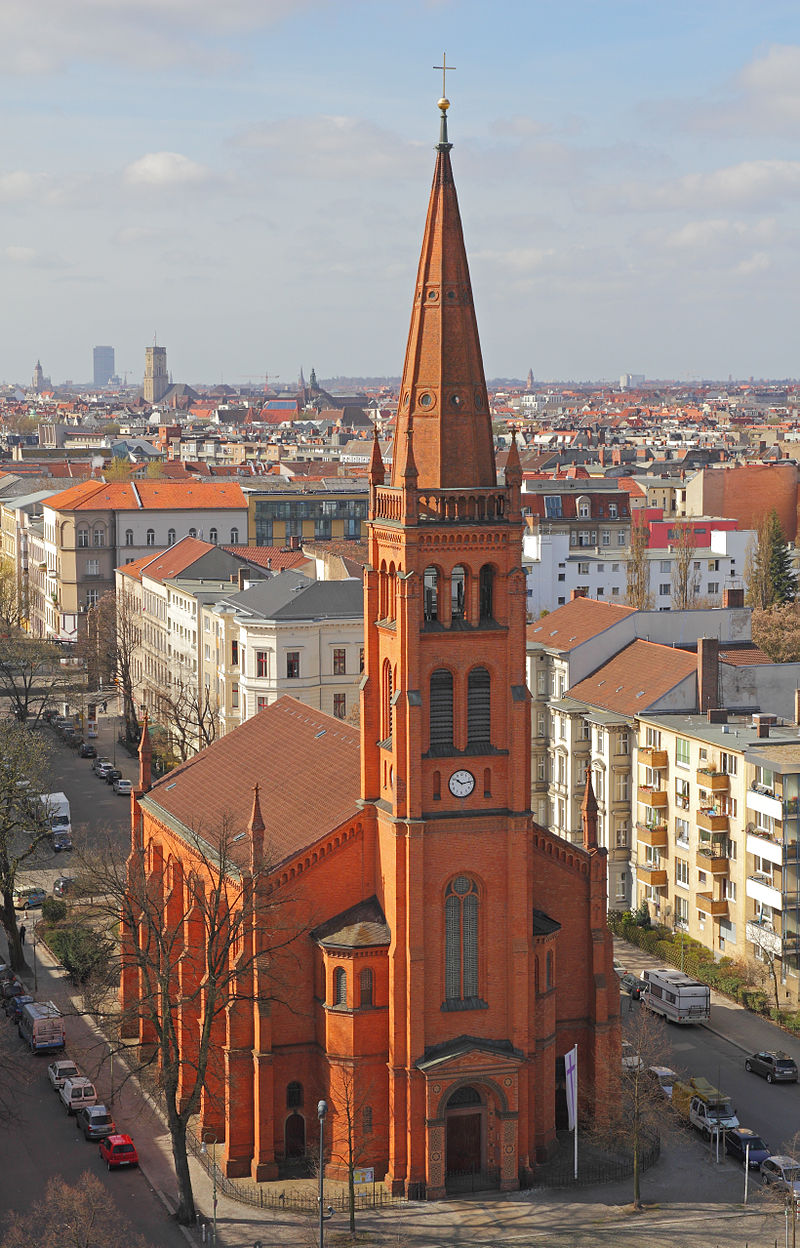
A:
[
  {"xmin": 200, "ymin": 1133, "xmax": 218, "ymax": 1244},
  {"xmin": 317, "ymin": 1100, "xmax": 334, "ymax": 1248}
]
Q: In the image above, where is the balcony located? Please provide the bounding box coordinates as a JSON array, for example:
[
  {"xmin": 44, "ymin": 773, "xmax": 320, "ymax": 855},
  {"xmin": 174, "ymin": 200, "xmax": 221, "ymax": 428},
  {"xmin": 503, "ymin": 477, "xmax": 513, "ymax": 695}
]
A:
[
  {"xmin": 639, "ymin": 747, "xmax": 667, "ymax": 769},
  {"xmin": 746, "ymin": 829, "xmax": 783, "ymax": 867},
  {"xmin": 696, "ymin": 893, "xmax": 728, "ymax": 918},
  {"xmin": 697, "ymin": 808, "xmax": 728, "ymax": 834},
  {"xmin": 636, "ymin": 822, "xmax": 668, "ymax": 848},
  {"xmin": 696, "ymin": 846, "xmax": 729, "ymax": 875},
  {"xmin": 746, "ymin": 787, "xmax": 782, "ymax": 822},
  {"xmin": 696, "ymin": 768, "xmax": 729, "ymax": 792},
  {"xmin": 637, "ymin": 863, "xmax": 667, "ymax": 888},
  {"xmin": 746, "ymin": 873, "xmax": 783, "ymax": 911},
  {"xmin": 638, "ymin": 785, "xmax": 667, "ymax": 808},
  {"xmin": 745, "ymin": 919, "xmax": 782, "ymax": 957}
]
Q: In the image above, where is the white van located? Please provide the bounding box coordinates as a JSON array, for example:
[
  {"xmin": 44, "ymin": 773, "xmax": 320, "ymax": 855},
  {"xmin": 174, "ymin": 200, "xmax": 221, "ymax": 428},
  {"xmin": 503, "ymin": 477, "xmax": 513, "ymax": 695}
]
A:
[{"xmin": 59, "ymin": 1077, "xmax": 97, "ymax": 1114}]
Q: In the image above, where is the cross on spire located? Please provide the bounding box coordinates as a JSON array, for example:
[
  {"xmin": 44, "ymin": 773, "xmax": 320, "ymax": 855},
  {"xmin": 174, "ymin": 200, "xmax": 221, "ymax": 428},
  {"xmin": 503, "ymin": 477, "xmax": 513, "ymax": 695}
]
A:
[{"xmin": 434, "ymin": 53, "xmax": 456, "ymax": 102}]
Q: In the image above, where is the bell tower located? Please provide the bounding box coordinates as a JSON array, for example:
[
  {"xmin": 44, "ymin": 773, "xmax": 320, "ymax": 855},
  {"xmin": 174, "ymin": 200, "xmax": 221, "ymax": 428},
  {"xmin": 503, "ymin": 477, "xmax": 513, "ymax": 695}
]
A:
[{"xmin": 360, "ymin": 95, "xmax": 534, "ymax": 1197}]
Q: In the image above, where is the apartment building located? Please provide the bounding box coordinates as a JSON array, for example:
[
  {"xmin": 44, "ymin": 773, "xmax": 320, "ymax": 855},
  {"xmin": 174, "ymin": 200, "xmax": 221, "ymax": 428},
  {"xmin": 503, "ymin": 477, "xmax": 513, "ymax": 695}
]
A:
[
  {"xmin": 244, "ymin": 479, "xmax": 369, "ymax": 546},
  {"xmin": 633, "ymin": 710, "xmax": 800, "ymax": 1002},
  {"xmin": 521, "ymin": 474, "xmax": 632, "ymax": 549},
  {"xmin": 204, "ymin": 572, "xmax": 364, "ymax": 735}
]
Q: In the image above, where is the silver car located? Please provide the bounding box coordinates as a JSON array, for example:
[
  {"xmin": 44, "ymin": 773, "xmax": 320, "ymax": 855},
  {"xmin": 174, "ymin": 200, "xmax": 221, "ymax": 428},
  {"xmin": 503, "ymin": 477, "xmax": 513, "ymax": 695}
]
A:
[{"xmin": 761, "ymin": 1155, "xmax": 800, "ymax": 1195}]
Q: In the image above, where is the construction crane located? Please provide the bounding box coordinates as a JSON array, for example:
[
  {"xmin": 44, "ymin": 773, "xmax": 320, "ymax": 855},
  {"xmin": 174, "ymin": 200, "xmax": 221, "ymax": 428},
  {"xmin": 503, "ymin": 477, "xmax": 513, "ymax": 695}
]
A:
[{"xmin": 239, "ymin": 374, "xmax": 278, "ymax": 393}]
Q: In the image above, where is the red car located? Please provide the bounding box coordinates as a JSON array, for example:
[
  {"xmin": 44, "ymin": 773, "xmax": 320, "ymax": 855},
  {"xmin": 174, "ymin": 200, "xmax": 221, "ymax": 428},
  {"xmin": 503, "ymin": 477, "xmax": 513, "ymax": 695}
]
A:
[{"xmin": 98, "ymin": 1134, "xmax": 138, "ymax": 1169}]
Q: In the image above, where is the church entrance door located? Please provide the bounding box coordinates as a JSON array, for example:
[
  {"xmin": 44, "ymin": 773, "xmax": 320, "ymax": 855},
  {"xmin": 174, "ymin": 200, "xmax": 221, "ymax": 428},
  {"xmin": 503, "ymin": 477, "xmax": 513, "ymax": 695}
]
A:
[
  {"xmin": 444, "ymin": 1085, "xmax": 494, "ymax": 1191},
  {"xmin": 285, "ymin": 1112, "xmax": 306, "ymax": 1158}
]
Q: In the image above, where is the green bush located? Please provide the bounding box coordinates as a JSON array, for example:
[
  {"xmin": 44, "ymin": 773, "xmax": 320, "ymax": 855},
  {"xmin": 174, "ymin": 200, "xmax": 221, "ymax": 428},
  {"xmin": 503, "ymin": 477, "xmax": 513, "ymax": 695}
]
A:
[
  {"xmin": 41, "ymin": 897, "xmax": 67, "ymax": 924},
  {"xmin": 46, "ymin": 922, "xmax": 113, "ymax": 984}
]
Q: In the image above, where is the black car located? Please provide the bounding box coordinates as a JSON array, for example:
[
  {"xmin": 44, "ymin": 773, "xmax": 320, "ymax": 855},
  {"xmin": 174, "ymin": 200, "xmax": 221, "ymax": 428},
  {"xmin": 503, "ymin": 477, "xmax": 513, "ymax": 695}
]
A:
[
  {"xmin": 745, "ymin": 1050, "xmax": 798, "ymax": 1083},
  {"xmin": 5, "ymin": 993, "xmax": 33, "ymax": 1020},
  {"xmin": 726, "ymin": 1128, "xmax": 770, "ymax": 1168},
  {"xmin": 104, "ymin": 768, "xmax": 122, "ymax": 786},
  {"xmin": 619, "ymin": 972, "xmax": 644, "ymax": 999},
  {"xmin": 79, "ymin": 743, "xmax": 97, "ymax": 759}
]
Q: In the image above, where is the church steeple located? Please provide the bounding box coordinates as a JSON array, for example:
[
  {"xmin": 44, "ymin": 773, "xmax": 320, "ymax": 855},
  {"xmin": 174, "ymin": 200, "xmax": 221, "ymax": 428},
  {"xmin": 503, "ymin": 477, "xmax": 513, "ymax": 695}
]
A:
[{"xmin": 391, "ymin": 98, "xmax": 495, "ymax": 490}]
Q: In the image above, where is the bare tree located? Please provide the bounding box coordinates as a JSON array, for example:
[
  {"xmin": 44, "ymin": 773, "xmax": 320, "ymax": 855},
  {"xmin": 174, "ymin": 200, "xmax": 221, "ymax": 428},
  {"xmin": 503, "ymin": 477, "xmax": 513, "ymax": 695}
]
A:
[
  {"xmin": 82, "ymin": 590, "xmax": 140, "ymax": 742},
  {"xmin": 0, "ymin": 633, "xmax": 81, "ymax": 725},
  {"xmin": 746, "ymin": 928, "xmax": 784, "ymax": 1016},
  {"xmin": 0, "ymin": 561, "xmax": 24, "ymax": 633},
  {"xmin": 77, "ymin": 811, "xmax": 304, "ymax": 1226},
  {"xmin": 752, "ymin": 603, "xmax": 800, "ymax": 663},
  {"xmin": 328, "ymin": 1063, "xmax": 377, "ymax": 1234},
  {"xmin": 671, "ymin": 522, "xmax": 698, "ymax": 610},
  {"xmin": 0, "ymin": 1172, "xmax": 152, "ymax": 1248},
  {"xmin": 0, "ymin": 722, "xmax": 54, "ymax": 972},
  {"xmin": 626, "ymin": 518, "xmax": 653, "ymax": 610},
  {"xmin": 156, "ymin": 682, "xmax": 220, "ymax": 761},
  {"xmin": 104, "ymin": 456, "xmax": 133, "ymax": 482}
]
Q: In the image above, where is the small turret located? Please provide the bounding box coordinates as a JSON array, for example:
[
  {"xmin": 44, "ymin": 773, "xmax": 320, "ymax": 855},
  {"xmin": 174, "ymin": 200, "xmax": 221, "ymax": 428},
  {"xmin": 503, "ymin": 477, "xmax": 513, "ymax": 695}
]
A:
[
  {"xmin": 368, "ymin": 423, "xmax": 385, "ymax": 487},
  {"xmin": 138, "ymin": 711, "xmax": 152, "ymax": 793},
  {"xmin": 249, "ymin": 783, "xmax": 265, "ymax": 874},
  {"xmin": 581, "ymin": 766, "xmax": 598, "ymax": 851}
]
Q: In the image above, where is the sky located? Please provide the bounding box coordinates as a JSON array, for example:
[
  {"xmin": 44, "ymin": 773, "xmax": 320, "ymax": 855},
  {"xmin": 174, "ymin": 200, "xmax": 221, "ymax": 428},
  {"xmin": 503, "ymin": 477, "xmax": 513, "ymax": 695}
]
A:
[{"xmin": 3, "ymin": 0, "xmax": 800, "ymax": 387}]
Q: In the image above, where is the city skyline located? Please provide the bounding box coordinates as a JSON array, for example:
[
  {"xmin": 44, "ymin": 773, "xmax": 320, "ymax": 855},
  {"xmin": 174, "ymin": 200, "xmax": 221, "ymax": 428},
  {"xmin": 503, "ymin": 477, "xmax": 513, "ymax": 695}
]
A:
[{"xmin": 2, "ymin": 1, "xmax": 800, "ymax": 385}]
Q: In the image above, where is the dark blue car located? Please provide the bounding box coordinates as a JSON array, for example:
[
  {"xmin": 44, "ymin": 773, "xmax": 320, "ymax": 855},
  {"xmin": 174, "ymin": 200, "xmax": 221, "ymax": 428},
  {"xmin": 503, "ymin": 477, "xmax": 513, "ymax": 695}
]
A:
[{"xmin": 726, "ymin": 1127, "xmax": 770, "ymax": 1168}]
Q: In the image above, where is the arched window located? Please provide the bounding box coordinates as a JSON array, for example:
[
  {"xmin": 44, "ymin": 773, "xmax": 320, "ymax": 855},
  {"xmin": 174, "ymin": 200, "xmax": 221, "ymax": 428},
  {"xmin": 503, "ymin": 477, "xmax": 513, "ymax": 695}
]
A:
[
  {"xmin": 362, "ymin": 1105, "xmax": 373, "ymax": 1137},
  {"xmin": 188, "ymin": 527, "xmax": 197, "ymax": 539},
  {"xmin": 448, "ymin": 1085, "xmax": 481, "ymax": 1107},
  {"xmin": 479, "ymin": 565, "xmax": 494, "ymax": 621},
  {"xmin": 333, "ymin": 967, "xmax": 347, "ymax": 1006},
  {"xmin": 382, "ymin": 659, "xmax": 393, "ymax": 742},
  {"xmin": 388, "ymin": 563, "xmax": 396, "ymax": 621},
  {"xmin": 167, "ymin": 528, "xmax": 176, "ymax": 545},
  {"xmin": 450, "ymin": 565, "xmax": 466, "ymax": 622},
  {"xmin": 146, "ymin": 529, "xmax": 155, "ymax": 546},
  {"xmin": 429, "ymin": 669, "xmax": 453, "ymax": 754},
  {"xmin": 209, "ymin": 527, "xmax": 218, "ymax": 544},
  {"xmin": 230, "ymin": 527, "xmax": 239, "ymax": 544},
  {"xmin": 467, "ymin": 667, "xmax": 491, "ymax": 749},
  {"xmin": 445, "ymin": 877, "xmax": 479, "ymax": 1003},
  {"xmin": 125, "ymin": 529, "xmax": 134, "ymax": 546},
  {"xmin": 93, "ymin": 528, "xmax": 105, "ymax": 547},
  {"xmin": 77, "ymin": 528, "xmax": 89, "ymax": 549},
  {"xmin": 423, "ymin": 567, "xmax": 439, "ymax": 623},
  {"xmin": 286, "ymin": 1081, "xmax": 303, "ymax": 1108},
  {"xmin": 359, "ymin": 968, "xmax": 373, "ymax": 1007}
]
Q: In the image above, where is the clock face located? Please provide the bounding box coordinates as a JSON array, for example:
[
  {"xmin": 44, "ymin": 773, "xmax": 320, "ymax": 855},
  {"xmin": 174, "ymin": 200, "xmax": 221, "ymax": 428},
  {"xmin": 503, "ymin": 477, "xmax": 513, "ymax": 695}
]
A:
[{"xmin": 449, "ymin": 769, "xmax": 475, "ymax": 798}]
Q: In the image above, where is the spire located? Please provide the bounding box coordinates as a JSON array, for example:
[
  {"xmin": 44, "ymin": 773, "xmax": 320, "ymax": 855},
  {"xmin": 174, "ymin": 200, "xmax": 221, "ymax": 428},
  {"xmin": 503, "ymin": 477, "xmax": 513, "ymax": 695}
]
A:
[
  {"xmin": 391, "ymin": 97, "xmax": 495, "ymax": 491},
  {"xmin": 138, "ymin": 711, "xmax": 152, "ymax": 793},
  {"xmin": 249, "ymin": 783, "xmax": 265, "ymax": 873},
  {"xmin": 401, "ymin": 416, "xmax": 418, "ymax": 485},
  {"xmin": 368, "ymin": 422, "xmax": 385, "ymax": 487},
  {"xmin": 505, "ymin": 428, "xmax": 522, "ymax": 487},
  {"xmin": 581, "ymin": 766, "xmax": 598, "ymax": 852}
]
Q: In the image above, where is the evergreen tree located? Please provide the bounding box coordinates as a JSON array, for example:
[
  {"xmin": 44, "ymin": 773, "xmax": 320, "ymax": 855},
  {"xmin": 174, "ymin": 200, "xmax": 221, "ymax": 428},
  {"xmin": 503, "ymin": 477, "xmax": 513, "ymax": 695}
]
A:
[{"xmin": 767, "ymin": 509, "xmax": 797, "ymax": 604}]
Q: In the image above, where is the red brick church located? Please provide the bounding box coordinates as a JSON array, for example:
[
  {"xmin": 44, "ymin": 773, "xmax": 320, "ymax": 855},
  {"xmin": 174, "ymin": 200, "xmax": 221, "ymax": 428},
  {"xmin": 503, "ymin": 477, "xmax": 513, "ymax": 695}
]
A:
[{"xmin": 121, "ymin": 97, "xmax": 619, "ymax": 1198}]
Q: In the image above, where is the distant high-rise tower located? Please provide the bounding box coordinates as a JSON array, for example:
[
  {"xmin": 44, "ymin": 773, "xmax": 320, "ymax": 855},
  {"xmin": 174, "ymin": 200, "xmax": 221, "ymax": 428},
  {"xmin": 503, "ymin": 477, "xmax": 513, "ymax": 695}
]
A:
[
  {"xmin": 32, "ymin": 360, "xmax": 44, "ymax": 393},
  {"xmin": 526, "ymin": 367, "xmax": 534, "ymax": 390},
  {"xmin": 93, "ymin": 345, "xmax": 115, "ymax": 388},
  {"xmin": 143, "ymin": 345, "xmax": 168, "ymax": 404}
]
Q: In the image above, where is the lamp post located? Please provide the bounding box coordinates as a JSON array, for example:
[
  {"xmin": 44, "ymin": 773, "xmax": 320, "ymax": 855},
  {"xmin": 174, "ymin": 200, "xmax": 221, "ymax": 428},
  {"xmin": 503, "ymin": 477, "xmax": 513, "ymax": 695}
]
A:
[
  {"xmin": 316, "ymin": 1100, "xmax": 337, "ymax": 1248},
  {"xmin": 200, "ymin": 1133, "xmax": 218, "ymax": 1244},
  {"xmin": 31, "ymin": 922, "xmax": 37, "ymax": 993}
]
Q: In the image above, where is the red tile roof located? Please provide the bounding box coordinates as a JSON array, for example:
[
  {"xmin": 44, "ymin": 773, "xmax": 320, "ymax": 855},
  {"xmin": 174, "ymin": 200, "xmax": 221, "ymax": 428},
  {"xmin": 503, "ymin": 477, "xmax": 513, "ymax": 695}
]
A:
[
  {"xmin": 44, "ymin": 480, "xmax": 247, "ymax": 511},
  {"xmin": 121, "ymin": 537, "xmax": 217, "ymax": 583},
  {"xmin": 527, "ymin": 598, "xmax": 635, "ymax": 652},
  {"xmin": 223, "ymin": 545, "xmax": 309, "ymax": 571},
  {"xmin": 145, "ymin": 696, "xmax": 360, "ymax": 868},
  {"xmin": 569, "ymin": 640, "xmax": 697, "ymax": 713},
  {"xmin": 719, "ymin": 645, "xmax": 773, "ymax": 667}
]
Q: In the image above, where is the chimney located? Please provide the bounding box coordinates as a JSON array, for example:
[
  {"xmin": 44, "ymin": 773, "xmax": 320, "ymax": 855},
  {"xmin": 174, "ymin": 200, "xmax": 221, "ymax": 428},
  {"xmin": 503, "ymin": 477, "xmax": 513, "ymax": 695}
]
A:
[
  {"xmin": 697, "ymin": 637, "xmax": 719, "ymax": 713},
  {"xmin": 753, "ymin": 713, "xmax": 776, "ymax": 739},
  {"xmin": 238, "ymin": 567, "xmax": 247, "ymax": 591},
  {"xmin": 707, "ymin": 708, "xmax": 728, "ymax": 724},
  {"xmin": 570, "ymin": 588, "xmax": 588, "ymax": 601},
  {"xmin": 722, "ymin": 587, "xmax": 744, "ymax": 608}
]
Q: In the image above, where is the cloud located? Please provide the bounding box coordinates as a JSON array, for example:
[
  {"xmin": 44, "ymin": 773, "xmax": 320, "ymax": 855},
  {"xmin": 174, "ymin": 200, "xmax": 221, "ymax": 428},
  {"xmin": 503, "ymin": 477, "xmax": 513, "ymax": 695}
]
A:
[
  {"xmin": 4, "ymin": 245, "xmax": 67, "ymax": 269},
  {"xmin": 584, "ymin": 160, "xmax": 800, "ymax": 214},
  {"xmin": 123, "ymin": 152, "xmax": 214, "ymax": 188},
  {"xmin": 6, "ymin": 246, "xmax": 36, "ymax": 263},
  {"xmin": 0, "ymin": 171, "xmax": 47, "ymax": 202},
  {"xmin": 660, "ymin": 218, "xmax": 779, "ymax": 250},
  {"xmin": 232, "ymin": 114, "xmax": 423, "ymax": 179}
]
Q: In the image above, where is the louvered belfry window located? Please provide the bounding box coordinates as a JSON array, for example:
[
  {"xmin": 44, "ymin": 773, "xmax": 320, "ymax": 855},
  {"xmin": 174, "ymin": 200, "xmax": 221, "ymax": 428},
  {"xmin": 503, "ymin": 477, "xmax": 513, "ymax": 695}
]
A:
[
  {"xmin": 467, "ymin": 667, "xmax": 491, "ymax": 749},
  {"xmin": 429, "ymin": 668, "xmax": 454, "ymax": 754},
  {"xmin": 445, "ymin": 876, "xmax": 479, "ymax": 1002}
]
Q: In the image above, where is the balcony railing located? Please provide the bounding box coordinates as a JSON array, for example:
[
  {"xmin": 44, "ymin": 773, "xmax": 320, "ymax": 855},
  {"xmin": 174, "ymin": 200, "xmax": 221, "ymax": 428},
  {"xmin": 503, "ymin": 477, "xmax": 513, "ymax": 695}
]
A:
[
  {"xmin": 638, "ymin": 785, "xmax": 667, "ymax": 808},
  {"xmin": 697, "ymin": 808, "xmax": 728, "ymax": 834},
  {"xmin": 636, "ymin": 822, "xmax": 668, "ymax": 848},
  {"xmin": 696, "ymin": 768, "xmax": 729, "ymax": 792},
  {"xmin": 696, "ymin": 893, "xmax": 728, "ymax": 918},
  {"xmin": 745, "ymin": 919, "xmax": 782, "ymax": 956},
  {"xmin": 636, "ymin": 863, "xmax": 667, "ymax": 887},
  {"xmin": 639, "ymin": 747, "xmax": 667, "ymax": 769},
  {"xmin": 373, "ymin": 485, "xmax": 509, "ymax": 525}
]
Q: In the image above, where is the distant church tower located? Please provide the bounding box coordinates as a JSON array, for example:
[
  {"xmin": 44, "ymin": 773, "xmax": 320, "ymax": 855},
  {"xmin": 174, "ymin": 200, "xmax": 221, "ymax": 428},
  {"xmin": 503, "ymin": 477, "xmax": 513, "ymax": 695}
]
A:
[
  {"xmin": 526, "ymin": 368, "xmax": 534, "ymax": 391},
  {"xmin": 143, "ymin": 343, "xmax": 168, "ymax": 404},
  {"xmin": 32, "ymin": 360, "xmax": 44, "ymax": 393}
]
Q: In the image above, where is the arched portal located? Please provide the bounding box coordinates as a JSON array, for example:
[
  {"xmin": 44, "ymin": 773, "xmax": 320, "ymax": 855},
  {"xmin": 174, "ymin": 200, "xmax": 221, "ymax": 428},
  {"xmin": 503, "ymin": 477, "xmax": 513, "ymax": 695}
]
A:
[
  {"xmin": 285, "ymin": 1112, "xmax": 306, "ymax": 1158},
  {"xmin": 445, "ymin": 1085, "xmax": 484, "ymax": 1181}
]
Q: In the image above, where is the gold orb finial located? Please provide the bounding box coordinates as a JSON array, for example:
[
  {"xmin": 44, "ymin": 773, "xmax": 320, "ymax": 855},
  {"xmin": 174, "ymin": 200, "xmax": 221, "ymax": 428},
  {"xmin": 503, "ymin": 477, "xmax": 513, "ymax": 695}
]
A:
[{"xmin": 438, "ymin": 97, "xmax": 450, "ymax": 112}]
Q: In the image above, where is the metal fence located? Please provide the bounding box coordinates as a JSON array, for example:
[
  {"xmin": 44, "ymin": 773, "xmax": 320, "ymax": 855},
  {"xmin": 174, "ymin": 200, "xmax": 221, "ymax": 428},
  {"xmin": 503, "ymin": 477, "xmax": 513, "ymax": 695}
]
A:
[{"xmin": 526, "ymin": 1132, "xmax": 660, "ymax": 1189}]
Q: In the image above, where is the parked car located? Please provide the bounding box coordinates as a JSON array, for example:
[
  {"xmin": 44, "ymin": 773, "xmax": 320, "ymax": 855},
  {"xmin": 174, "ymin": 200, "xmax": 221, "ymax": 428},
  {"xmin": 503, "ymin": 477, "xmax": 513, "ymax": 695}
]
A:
[
  {"xmin": 745, "ymin": 1051, "xmax": 798, "ymax": 1083},
  {"xmin": 726, "ymin": 1128, "xmax": 771, "ymax": 1169},
  {"xmin": 13, "ymin": 885, "xmax": 46, "ymax": 910},
  {"xmin": 92, "ymin": 757, "xmax": 111, "ymax": 775},
  {"xmin": 79, "ymin": 743, "xmax": 97, "ymax": 759},
  {"xmin": 619, "ymin": 972, "xmax": 644, "ymax": 1000},
  {"xmin": 59, "ymin": 1076, "xmax": 97, "ymax": 1114},
  {"xmin": 53, "ymin": 876, "xmax": 75, "ymax": 898},
  {"xmin": 113, "ymin": 778, "xmax": 132, "ymax": 796},
  {"xmin": 622, "ymin": 1041, "xmax": 645, "ymax": 1072},
  {"xmin": 761, "ymin": 1155, "xmax": 800, "ymax": 1194},
  {"xmin": 99, "ymin": 1134, "xmax": 139, "ymax": 1170},
  {"xmin": 5, "ymin": 993, "xmax": 33, "ymax": 1021},
  {"xmin": 48, "ymin": 1058, "xmax": 80, "ymax": 1090},
  {"xmin": 646, "ymin": 1066, "xmax": 679, "ymax": 1099},
  {"xmin": 1, "ymin": 979, "xmax": 24, "ymax": 1003},
  {"xmin": 77, "ymin": 1104, "xmax": 115, "ymax": 1141},
  {"xmin": 95, "ymin": 763, "xmax": 114, "ymax": 780},
  {"xmin": 613, "ymin": 960, "xmax": 626, "ymax": 979},
  {"xmin": 104, "ymin": 768, "xmax": 123, "ymax": 786}
]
